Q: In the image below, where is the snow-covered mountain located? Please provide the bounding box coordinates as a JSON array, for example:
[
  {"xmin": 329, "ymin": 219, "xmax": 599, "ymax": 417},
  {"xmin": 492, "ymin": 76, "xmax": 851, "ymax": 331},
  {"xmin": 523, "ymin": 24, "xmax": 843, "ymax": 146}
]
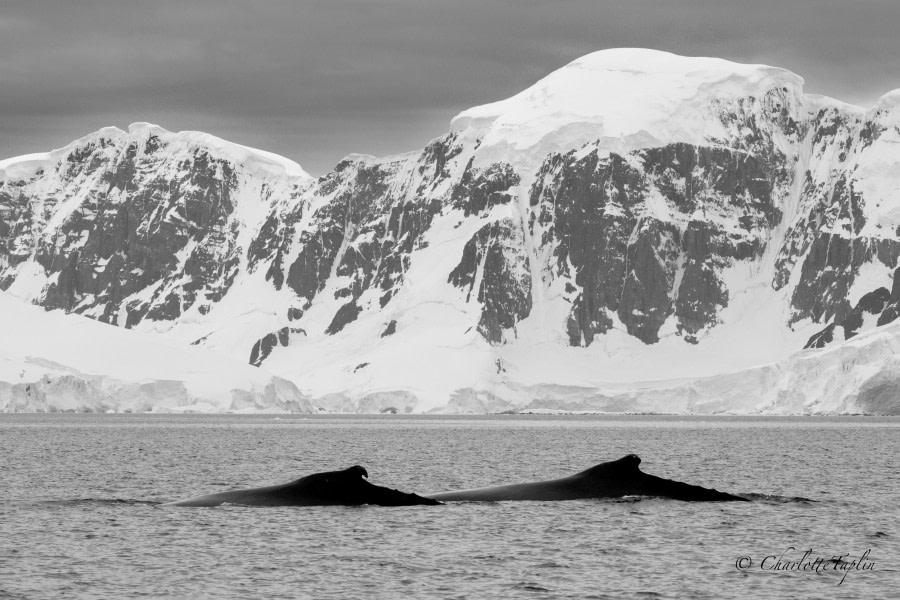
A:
[{"xmin": 3, "ymin": 48, "xmax": 900, "ymax": 414}]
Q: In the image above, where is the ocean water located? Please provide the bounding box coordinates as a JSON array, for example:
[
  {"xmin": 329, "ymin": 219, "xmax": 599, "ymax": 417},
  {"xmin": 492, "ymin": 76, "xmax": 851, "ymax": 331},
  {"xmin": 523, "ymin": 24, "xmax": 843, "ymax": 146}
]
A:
[{"xmin": 1, "ymin": 414, "xmax": 897, "ymax": 599}]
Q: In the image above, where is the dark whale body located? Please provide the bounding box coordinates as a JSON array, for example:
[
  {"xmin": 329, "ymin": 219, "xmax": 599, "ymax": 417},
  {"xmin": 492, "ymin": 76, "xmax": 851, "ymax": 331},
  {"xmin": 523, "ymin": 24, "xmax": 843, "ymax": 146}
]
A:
[
  {"xmin": 426, "ymin": 454, "xmax": 747, "ymax": 502},
  {"xmin": 166, "ymin": 465, "xmax": 440, "ymax": 507}
]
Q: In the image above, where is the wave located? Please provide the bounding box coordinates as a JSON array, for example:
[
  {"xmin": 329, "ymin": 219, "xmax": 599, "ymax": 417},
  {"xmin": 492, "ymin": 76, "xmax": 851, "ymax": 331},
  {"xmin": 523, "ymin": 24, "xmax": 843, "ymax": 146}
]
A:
[
  {"xmin": 739, "ymin": 493, "xmax": 816, "ymax": 504},
  {"xmin": 11, "ymin": 493, "xmax": 814, "ymax": 507},
  {"xmin": 16, "ymin": 498, "xmax": 162, "ymax": 507},
  {"xmin": 605, "ymin": 493, "xmax": 815, "ymax": 504}
]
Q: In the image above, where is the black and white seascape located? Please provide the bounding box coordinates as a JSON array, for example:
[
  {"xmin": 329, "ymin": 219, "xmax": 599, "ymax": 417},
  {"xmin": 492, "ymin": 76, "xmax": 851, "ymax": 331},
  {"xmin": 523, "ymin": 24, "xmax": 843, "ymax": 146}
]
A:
[{"xmin": 2, "ymin": 2, "xmax": 899, "ymax": 598}]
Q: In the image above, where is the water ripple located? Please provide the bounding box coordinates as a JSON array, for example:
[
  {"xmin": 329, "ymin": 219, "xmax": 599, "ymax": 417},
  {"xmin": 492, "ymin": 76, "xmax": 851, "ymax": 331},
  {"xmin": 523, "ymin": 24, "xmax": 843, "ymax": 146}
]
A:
[{"xmin": 2, "ymin": 414, "xmax": 898, "ymax": 599}]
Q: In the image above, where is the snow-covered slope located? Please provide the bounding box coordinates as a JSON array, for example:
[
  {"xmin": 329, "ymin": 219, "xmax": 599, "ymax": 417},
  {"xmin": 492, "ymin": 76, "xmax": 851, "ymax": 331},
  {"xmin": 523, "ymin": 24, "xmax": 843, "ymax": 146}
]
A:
[
  {"xmin": 3, "ymin": 49, "xmax": 900, "ymax": 414},
  {"xmin": 452, "ymin": 48, "xmax": 803, "ymax": 170},
  {"xmin": 447, "ymin": 319, "xmax": 900, "ymax": 415},
  {"xmin": 0, "ymin": 292, "xmax": 312, "ymax": 413}
]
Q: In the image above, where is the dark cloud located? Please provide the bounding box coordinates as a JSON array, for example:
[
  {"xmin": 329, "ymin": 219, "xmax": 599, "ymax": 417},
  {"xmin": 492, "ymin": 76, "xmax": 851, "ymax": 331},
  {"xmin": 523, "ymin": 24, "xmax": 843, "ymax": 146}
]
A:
[{"xmin": 3, "ymin": 0, "xmax": 900, "ymax": 174}]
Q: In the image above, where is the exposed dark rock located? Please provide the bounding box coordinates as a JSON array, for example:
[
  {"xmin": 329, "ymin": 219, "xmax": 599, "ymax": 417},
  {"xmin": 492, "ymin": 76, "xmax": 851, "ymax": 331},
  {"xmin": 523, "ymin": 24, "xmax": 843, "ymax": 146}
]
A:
[
  {"xmin": 249, "ymin": 333, "xmax": 278, "ymax": 367},
  {"xmin": 2, "ymin": 134, "xmax": 247, "ymax": 329},
  {"xmin": 451, "ymin": 162, "xmax": 519, "ymax": 216},
  {"xmin": 877, "ymin": 268, "xmax": 900, "ymax": 326},
  {"xmin": 448, "ymin": 219, "xmax": 532, "ymax": 343},
  {"xmin": 249, "ymin": 326, "xmax": 293, "ymax": 366},
  {"xmin": 264, "ymin": 141, "xmax": 453, "ymax": 330},
  {"xmin": 531, "ymin": 141, "xmax": 779, "ymax": 346},
  {"xmin": 675, "ymin": 221, "xmax": 729, "ymax": 343},
  {"xmin": 841, "ymin": 288, "xmax": 890, "ymax": 339},
  {"xmin": 804, "ymin": 323, "xmax": 837, "ymax": 349},
  {"xmin": 789, "ymin": 234, "xmax": 875, "ymax": 325},
  {"xmin": 325, "ymin": 300, "xmax": 363, "ymax": 335},
  {"xmin": 381, "ymin": 320, "xmax": 397, "ymax": 337},
  {"xmin": 805, "ymin": 266, "xmax": 900, "ymax": 349}
]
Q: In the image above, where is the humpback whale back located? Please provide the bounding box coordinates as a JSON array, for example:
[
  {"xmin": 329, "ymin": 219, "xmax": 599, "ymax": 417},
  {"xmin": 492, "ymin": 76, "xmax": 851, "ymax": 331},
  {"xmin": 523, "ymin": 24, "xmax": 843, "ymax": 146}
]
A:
[
  {"xmin": 575, "ymin": 454, "xmax": 746, "ymax": 501},
  {"xmin": 167, "ymin": 465, "xmax": 440, "ymax": 507},
  {"xmin": 426, "ymin": 454, "xmax": 747, "ymax": 502},
  {"xmin": 166, "ymin": 456, "xmax": 746, "ymax": 506},
  {"xmin": 573, "ymin": 453, "xmax": 642, "ymax": 480}
]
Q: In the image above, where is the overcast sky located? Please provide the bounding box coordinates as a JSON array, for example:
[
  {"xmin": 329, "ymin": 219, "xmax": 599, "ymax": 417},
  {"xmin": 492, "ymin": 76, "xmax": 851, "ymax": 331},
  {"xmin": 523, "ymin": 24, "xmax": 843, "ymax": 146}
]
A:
[{"xmin": 3, "ymin": 0, "xmax": 900, "ymax": 175}]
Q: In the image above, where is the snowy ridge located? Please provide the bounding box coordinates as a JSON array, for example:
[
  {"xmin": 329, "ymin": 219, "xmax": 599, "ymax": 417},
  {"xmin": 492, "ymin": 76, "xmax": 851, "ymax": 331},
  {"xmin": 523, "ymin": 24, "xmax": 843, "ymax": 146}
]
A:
[
  {"xmin": 451, "ymin": 48, "xmax": 804, "ymax": 168},
  {"xmin": 0, "ymin": 153, "xmax": 53, "ymax": 182},
  {"xmin": 124, "ymin": 122, "xmax": 312, "ymax": 180},
  {"xmin": 871, "ymin": 89, "xmax": 900, "ymax": 115},
  {"xmin": 0, "ymin": 123, "xmax": 311, "ymax": 184}
]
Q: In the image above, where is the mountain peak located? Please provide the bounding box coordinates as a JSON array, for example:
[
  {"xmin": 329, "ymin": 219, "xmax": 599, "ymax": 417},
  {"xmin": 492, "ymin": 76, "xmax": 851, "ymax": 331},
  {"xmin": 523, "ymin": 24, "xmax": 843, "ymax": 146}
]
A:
[
  {"xmin": 564, "ymin": 48, "xmax": 798, "ymax": 80},
  {"xmin": 450, "ymin": 48, "xmax": 805, "ymax": 158},
  {"xmin": 127, "ymin": 121, "xmax": 167, "ymax": 135},
  {"xmin": 872, "ymin": 89, "xmax": 900, "ymax": 114},
  {"xmin": 123, "ymin": 123, "xmax": 311, "ymax": 180}
]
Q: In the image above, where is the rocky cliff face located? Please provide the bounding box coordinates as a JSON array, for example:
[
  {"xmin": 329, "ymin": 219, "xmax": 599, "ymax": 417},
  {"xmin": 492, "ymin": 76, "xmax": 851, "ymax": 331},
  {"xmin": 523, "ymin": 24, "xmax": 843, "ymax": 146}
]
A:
[
  {"xmin": 529, "ymin": 139, "xmax": 789, "ymax": 345},
  {"xmin": 0, "ymin": 123, "xmax": 310, "ymax": 329},
  {"xmin": 3, "ymin": 49, "xmax": 900, "ymax": 414}
]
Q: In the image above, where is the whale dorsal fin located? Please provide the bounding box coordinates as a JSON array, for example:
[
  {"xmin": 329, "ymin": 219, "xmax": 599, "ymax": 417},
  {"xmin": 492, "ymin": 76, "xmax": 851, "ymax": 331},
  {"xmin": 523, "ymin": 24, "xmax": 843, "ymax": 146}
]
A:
[
  {"xmin": 344, "ymin": 465, "xmax": 368, "ymax": 479},
  {"xmin": 296, "ymin": 465, "xmax": 368, "ymax": 486},
  {"xmin": 577, "ymin": 454, "xmax": 642, "ymax": 479}
]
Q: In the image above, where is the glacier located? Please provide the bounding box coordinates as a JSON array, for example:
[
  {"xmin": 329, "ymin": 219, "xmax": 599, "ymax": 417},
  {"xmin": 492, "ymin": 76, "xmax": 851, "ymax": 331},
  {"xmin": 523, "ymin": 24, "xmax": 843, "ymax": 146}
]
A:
[{"xmin": 2, "ymin": 48, "xmax": 900, "ymax": 414}]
